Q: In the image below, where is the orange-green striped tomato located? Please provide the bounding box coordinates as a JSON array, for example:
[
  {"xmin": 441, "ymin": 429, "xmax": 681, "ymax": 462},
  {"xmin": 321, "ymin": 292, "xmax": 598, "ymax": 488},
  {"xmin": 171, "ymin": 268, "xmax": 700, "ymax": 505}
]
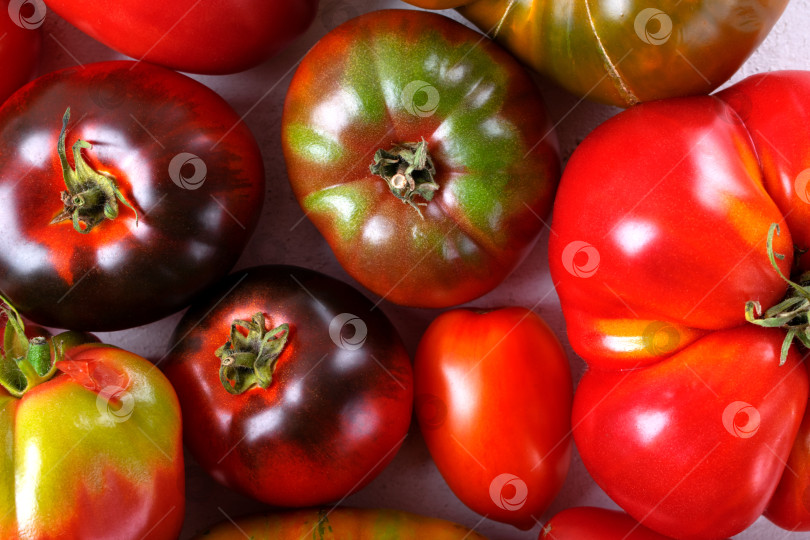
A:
[
  {"xmin": 0, "ymin": 343, "xmax": 184, "ymax": 539},
  {"xmin": 282, "ymin": 9, "xmax": 559, "ymax": 309},
  {"xmin": 193, "ymin": 508, "xmax": 488, "ymax": 540},
  {"xmin": 405, "ymin": 0, "xmax": 788, "ymax": 107}
]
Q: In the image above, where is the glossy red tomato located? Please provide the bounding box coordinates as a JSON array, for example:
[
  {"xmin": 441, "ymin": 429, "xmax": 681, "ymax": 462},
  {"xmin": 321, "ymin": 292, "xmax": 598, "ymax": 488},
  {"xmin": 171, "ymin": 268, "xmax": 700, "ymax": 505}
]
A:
[
  {"xmin": 0, "ymin": 61, "xmax": 265, "ymax": 331},
  {"xmin": 283, "ymin": 10, "xmax": 560, "ymax": 308},
  {"xmin": 549, "ymin": 71, "xmax": 810, "ymax": 538},
  {"xmin": 573, "ymin": 328, "xmax": 807, "ymax": 539},
  {"xmin": 42, "ymin": 0, "xmax": 319, "ymax": 74},
  {"xmin": 541, "ymin": 507, "xmax": 672, "ymax": 540},
  {"xmin": 766, "ymin": 365, "xmax": 810, "ymax": 531},
  {"xmin": 0, "ymin": 0, "xmax": 41, "ymax": 104},
  {"xmin": 162, "ymin": 265, "xmax": 413, "ymax": 507},
  {"xmin": 0, "ymin": 301, "xmax": 183, "ymax": 539},
  {"xmin": 414, "ymin": 307, "xmax": 572, "ymax": 529}
]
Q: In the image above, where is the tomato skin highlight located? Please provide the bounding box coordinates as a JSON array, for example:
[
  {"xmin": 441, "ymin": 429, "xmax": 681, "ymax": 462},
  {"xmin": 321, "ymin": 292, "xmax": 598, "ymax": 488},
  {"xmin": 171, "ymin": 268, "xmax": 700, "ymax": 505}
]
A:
[
  {"xmin": 415, "ymin": 307, "xmax": 572, "ymax": 529},
  {"xmin": 163, "ymin": 265, "xmax": 413, "ymax": 507},
  {"xmin": 0, "ymin": 343, "xmax": 184, "ymax": 540},
  {"xmin": 283, "ymin": 10, "xmax": 560, "ymax": 309},
  {"xmin": 41, "ymin": 0, "xmax": 319, "ymax": 74},
  {"xmin": 192, "ymin": 508, "xmax": 488, "ymax": 539},
  {"xmin": 541, "ymin": 507, "xmax": 674, "ymax": 540},
  {"xmin": 0, "ymin": 0, "xmax": 41, "ymax": 105},
  {"xmin": 0, "ymin": 61, "xmax": 265, "ymax": 331}
]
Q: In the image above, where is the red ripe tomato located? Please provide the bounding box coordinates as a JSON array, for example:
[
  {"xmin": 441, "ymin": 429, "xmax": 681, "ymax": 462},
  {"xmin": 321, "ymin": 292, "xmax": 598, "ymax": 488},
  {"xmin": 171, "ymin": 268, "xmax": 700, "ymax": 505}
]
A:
[
  {"xmin": 0, "ymin": 0, "xmax": 42, "ymax": 104},
  {"xmin": 766, "ymin": 364, "xmax": 810, "ymax": 531},
  {"xmin": 549, "ymin": 71, "xmax": 810, "ymax": 538},
  {"xmin": 0, "ymin": 61, "xmax": 265, "ymax": 331},
  {"xmin": 163, "ymin": 265, "xmax": 413, "ymax": 507},
  {"xmin": 542, "ymin": 507, "xmax": 673, "ymax": 540},
  {"xmin": 414, "ymin": 307, "xmax": 572, "ymax": 529},
  {"xmin": 41, "ymin": 0, "xmax": 319, "ymax": 74},
  {"xmin": 572, "ymin": 328, "xmax": 807, "ymax": 539},
  {"xmin": 283, "ymin": 10, "xmax": 560, "ymax": 308}
]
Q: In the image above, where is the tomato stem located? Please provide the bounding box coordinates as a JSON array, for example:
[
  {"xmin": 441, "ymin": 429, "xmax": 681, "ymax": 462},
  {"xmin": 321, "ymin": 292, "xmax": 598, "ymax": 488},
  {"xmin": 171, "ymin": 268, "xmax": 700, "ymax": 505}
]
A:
[
  {"xmin": 49, "ymin": 107, "xmax": 139, "ymax": 234},
  {"xmin": 0, "ymin": 297, "xmax": 59, "ymax": 398},
  {"xmin": 370, "ymin": 138, "xmax": 438, "ymax": 219},
  {"xmin": 745, "ymin": 223, "xmax": 810, "ymax": 365},
  {"xmin": 216, "ymin": 313, "xmax": 290, "ymax": 395}
]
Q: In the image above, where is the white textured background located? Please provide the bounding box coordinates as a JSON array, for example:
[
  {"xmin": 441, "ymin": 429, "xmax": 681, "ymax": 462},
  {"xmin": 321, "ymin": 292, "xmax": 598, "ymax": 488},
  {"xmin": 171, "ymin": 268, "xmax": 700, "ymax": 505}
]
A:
[{"xmin": 31, "ymin": 0, "xmax": 810, "ymax": 538}]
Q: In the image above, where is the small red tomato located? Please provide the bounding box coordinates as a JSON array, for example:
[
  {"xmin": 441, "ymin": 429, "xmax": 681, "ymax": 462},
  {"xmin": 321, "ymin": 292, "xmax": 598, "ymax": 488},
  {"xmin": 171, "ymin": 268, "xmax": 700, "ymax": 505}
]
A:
[
  {"xmin": 415, "ymin": 307, "xmax": 572, "ymax": 529},
  {"xmin": 542, "ymin": 507, "xmax": 673, "ymax": 540}
]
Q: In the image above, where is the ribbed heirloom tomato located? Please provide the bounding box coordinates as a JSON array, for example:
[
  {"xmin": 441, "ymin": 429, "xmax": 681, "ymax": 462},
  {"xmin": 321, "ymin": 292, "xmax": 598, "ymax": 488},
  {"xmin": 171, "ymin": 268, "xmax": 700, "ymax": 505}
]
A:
[
  {"xmin": 163, "ymin": 266, "xmax": 413, "ymax": 507},
  {"xmin": 41, "ymin": 0, "xmax": 319, "ymax": 74},
  {"xmin": 0, "ymin": 301, "xmax": 184, "ymax": 539},
  {"xmin": 0, "ymin": 0, "xmax": 42, "ymax": 104},
  {"xmin": 405, "ymin": 0, "xmax": 788, "ymax": 107},
  {"xmin": 283, "ymin": 10, "xmax": 559, "ymax": 308},
  {"xmin": 0, "ymin": 61, "xmax": 264, "ymax": 331},
  {"xmin": 549, "ymin": 71, "xmax": 810, "ymax": 538},
  {"xmin": 415, "ymin": 308, "xmax": 572, "ymax": 529}
]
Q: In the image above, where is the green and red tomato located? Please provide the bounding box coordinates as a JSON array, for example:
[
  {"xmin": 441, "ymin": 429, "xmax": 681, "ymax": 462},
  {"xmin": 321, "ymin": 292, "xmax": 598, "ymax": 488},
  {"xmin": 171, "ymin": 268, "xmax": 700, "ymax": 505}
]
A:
[
  {"xmin": 405, "ymin": 0, "xmax": 788, "ymax": 107},
  {"xmin": 193, "ymin": 508, "xmax": 488, "ymax": 540},
  {"xmin": 283, "ymin": 9, "xmax": 560, "ymax": 308},
  {"xmin": 0, "ymin": 300, "xmax": 184, "ymax": 539}
]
